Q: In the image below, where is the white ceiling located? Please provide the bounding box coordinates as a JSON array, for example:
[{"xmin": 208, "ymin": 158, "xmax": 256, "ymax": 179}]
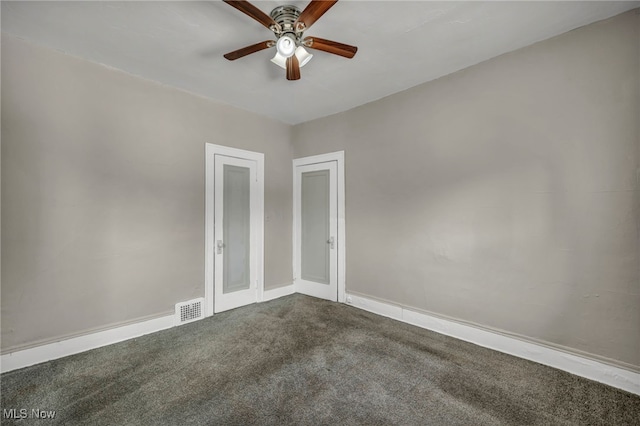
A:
[{"xmin": 2, "ymin": 1, "xmax": 638, "ymax": 124}]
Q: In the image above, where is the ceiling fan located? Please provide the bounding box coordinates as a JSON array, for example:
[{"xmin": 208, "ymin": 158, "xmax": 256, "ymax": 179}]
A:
[{"xmin": 222, "ymin": 0, "xmax": 358, "ymax": 80}]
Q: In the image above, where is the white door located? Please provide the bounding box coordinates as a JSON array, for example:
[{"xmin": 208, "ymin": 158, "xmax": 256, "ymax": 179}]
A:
[
  {"xmin": 294, "ymin": 161, "xmax": 338, "ymax": 301},
  {"xmin": 214, "ymin": 154, "xmax": 259, "ymax": 312}
]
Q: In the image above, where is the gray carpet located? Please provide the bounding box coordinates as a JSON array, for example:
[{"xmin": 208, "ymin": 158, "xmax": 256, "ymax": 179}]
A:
[{"xmin": 1, "ymin": 294, "xmax": 639, "ymax": 425}]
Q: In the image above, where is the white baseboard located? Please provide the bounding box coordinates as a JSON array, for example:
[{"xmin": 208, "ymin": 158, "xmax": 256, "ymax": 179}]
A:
[
  {"xmin": 262, "ymin": 284, "xmax": 295, "ymax": 302},
  {"xmin": 1, "ymin": 314, "xmax": 175, "ymax": 374},
  {"xmin": 4, "ymin": 289, "xmax": 637, "ymax": 396},
  {"xmin": 345, "ymin": 293, "xmax": 640, "ymax": 396},
  {"xmin": 1, "ymin": 287, "xmax": 298, "ymax": 374}
]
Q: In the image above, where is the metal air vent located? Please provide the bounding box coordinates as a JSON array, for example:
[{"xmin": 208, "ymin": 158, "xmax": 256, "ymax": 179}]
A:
[{"xmin": 175, "ymin": 298, "xmax": 204, "ymax": 325}]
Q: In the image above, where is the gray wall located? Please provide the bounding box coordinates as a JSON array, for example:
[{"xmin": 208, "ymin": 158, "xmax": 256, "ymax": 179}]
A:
[
  {"xmin": 292, "ymin": 10, "xmax": 640, "ymax": 369},
  {"xmin": 1, "ymin": 35, "xmax": 293, "ymax": 352}
]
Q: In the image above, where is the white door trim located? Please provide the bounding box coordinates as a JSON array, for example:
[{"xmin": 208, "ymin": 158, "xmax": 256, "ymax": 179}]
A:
[
  {"xmin": 292, "ymin": 151, "xmax": 346, "ymax": 303},
  {"xmin": 205, "ymin": 143, "xmax": 264, "ymax": 317}
]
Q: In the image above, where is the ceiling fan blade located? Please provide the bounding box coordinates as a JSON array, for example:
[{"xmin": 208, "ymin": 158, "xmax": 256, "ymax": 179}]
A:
[
  {"xmin": 223, "ymin": 0, "xmax": 280, "ymax": 32},
  {"xmin": 303, "ymin": 37, "xmax": 357, "ymax": 58},
  {"xmin": 223, "ymin": 41, "xmax": 275, "ymax": 61},
  {"xmin": 295, "ymin": 0, "xmax": 338, "ymax": 32},
  {"xmin": 286, "ymin": 55, "xmax": 301, "ymax": 81}
]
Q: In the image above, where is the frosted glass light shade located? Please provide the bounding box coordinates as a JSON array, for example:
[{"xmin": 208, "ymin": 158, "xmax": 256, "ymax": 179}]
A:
[
  {"xmin": 271, "ymin": 52, "xmax": 287, "ymax": 69},
  {"xmin": 295, "ymin": 46, "xmax": 313, "ymax": 67},
  {"xmin": 271, "ymin": 47, "xmax": 313, "ymax": 70}
]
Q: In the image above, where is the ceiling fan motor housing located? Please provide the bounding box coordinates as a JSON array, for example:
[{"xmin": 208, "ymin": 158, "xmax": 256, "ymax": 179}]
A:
[{"xmin": 270, "ymin": 5, "xmax": 302, "ymax": 38}]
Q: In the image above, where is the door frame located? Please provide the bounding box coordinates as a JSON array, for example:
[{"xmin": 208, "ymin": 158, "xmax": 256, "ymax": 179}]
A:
[
  {"xmin": 292, "ymin": 151, "xmax": 346, "ymax": 303},
  {"xmin": 205, "ymin": 143, "xmax": 264, "ymax": 316}
]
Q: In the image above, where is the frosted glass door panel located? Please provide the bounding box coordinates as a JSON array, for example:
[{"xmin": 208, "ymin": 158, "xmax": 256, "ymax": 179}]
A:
[
  {"xmin": 301, "ymin": 170, "xmax": 330, "ymax": 284},
  {"xmin": 212, "ymin": 150, "xmax": 261, "ymax": 314},
  {"xmin": 294, "ymin": 158, "xmax": 338, "ymax": 302},
  {"xmin": 223, "ymin": 165, "xmax": 251, "ymax": 294}
]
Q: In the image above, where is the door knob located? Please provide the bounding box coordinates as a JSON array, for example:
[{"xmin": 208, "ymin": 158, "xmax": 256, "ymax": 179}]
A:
[
  {"xmin": 327, "ymin": 236, "xmax": 335, "ymax": 249},
  {"xmin": 216, "ymin": 240, "xmax": 225, "ymax": 254}
]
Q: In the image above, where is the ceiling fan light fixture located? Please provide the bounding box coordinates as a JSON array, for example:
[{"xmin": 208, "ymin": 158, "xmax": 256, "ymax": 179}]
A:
[
  {"xmin": 295, "ymin": 46, "xmax": 313, "ymax": 67},
  {"xmin": 271, "ymin": 47, "xmax": 313, "ymax": 70},
  {"xmin": 276, "ymin": 34, "xmax": 296, "ymax": 58}
]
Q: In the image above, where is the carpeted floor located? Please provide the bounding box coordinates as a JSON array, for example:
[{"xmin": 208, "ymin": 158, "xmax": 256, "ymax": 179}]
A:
[{"xmin": 1, "ymin": 294, "xmax": 639, "ymax": 425}]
